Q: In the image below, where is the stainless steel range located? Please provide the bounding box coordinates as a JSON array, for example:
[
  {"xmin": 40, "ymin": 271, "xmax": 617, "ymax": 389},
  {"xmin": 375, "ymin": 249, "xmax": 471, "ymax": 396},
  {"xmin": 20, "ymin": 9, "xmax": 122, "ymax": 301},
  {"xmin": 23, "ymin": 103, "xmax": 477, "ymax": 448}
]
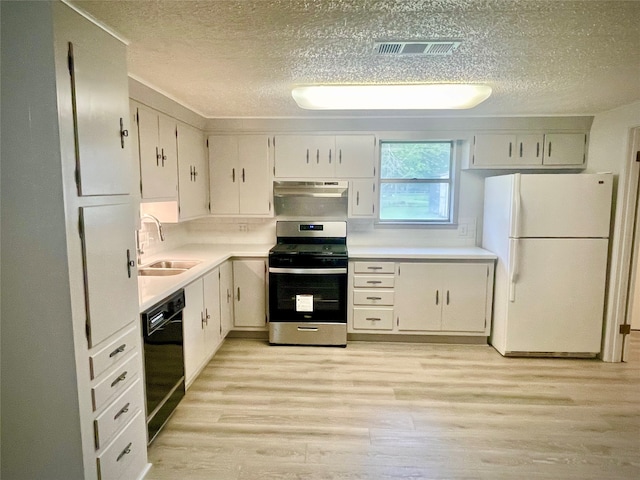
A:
[{"xmin": 268, "ymin": 221, "xmax": 348, "ymax": 346}]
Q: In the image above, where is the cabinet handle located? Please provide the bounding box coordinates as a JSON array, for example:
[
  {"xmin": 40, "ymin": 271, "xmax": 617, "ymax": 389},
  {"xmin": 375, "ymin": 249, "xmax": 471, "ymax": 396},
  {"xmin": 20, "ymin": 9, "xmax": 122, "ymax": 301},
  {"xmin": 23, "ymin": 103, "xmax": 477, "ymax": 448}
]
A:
[
  {"xmin": 435, "ymin": 290, "xmax": 439, "ymax": 305},
  {"xmin": 366, "ymin": 296, "xmax": 382, "ymax": 300},
  {"xmin": 110, "ymin": 371, "xmax": 127, "ymax": 388},
  {"xmin": 446, "ymin": 290, "xmax": 450, "ymax": 305},
  {"xmin": 366, "ymin": 317, "xmax": 381, "ymax": 321},
  {"xmin": 161, "ymin": 149, "xmax": 166, "ymax": 166},
  {"xmin": 227, "ymin": 289, "xmax": 232, "ymax": 303},
  {"xmin": 242, "ymin": 168, "xmax": 245, "ymax": 182},
  {"xmin": 548, "ymin": 142, "xmax": 552, "ymax": 157},
  {"xmin": 206, "ymin": 308, "xmax": 211, "ymax": 324},
  {"xmin": 156, "ymin": 147, "xmax": 161, "ymax": 166},
  {"xmin": 316, "ymin": 149, "xmax": 320, "ymax": 164},
  {"xmin": 329, "ymin": 149, "xmax": 332, "ymax": 164},
  {"xmin": 366, "ymin": 280, "xmax": 382, "ymax": 285},
  {"xmin": 232, "ymin": 168, "xmax": 236, "ymax": 182},
  {"xmin": 119, "ymin": 117, "xmax": 128, "ymax": 149},
  {"xmin": 113, "ymin": 402, "xmax": 130, "ymax": 421},
  {"xmin": 126, "ymin": 249, "xmax": 135, "ymax": 278},
  {"xmin": 237, "ymin": 287, "xmax": 241, "ymax": 301},
  {"xmin": 367, "ymin": 266, "xmax": 383, "ymax": 270},
  {"xmin": 508, "ymin": 142, "xmax": 513, "ymax": 157},
  {"xmin": 109, "ymin": 344, "xmax": 126, "ymax": 358},
  {"xmin": 306, "ymin": 149, "xmax": 309, "ymax": 164},
  {"xmin": 356, "ymin": 191, "xmax": 360, "ymax": 206},
  {"xmin": 339, "ymin": 149, "xmax": 342, "ymax": 164},
  {"xmin": 536, "ymin": 142, "xmax": 540, "ymax": 157},
  {"xmin": 116, "ymin": 443, "xmax": 132, "ymax": 462},
  {"xmin": 519, "ymin": 142, "xmax": 523, "ymax": 158}
]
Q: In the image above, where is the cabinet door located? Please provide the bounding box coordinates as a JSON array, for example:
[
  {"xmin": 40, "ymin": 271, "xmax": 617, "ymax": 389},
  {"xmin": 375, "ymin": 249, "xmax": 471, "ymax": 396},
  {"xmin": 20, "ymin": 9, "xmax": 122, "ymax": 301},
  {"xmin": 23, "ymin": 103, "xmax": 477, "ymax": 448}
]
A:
[
  {"xmin": 158, "ymin": 113, "xmax": 179, "ymax": 194},
  {"xmin": 203, "ymin": 268, "xmax": 222, "ymax": 354},
  {"xmin": 219, "ymin": 261, "xmax": 234, "ymax": 337},
  {"xmin": 183, "ymin": 279, "xmax": 206, "ymax": 386},
  {"xmin": 233, "ymin": 259, "xmax": 267, "ymax": 328},
  {"xmin": 80, "ymin": 203, "xmax": 139, "ymax": 347},
  {"xmin": 335, "ymin": 135, "xmax": 375, "ymax": 178},
  {"xmin": 209, "ymin": 135, "xmax": 240, "ymax": 214},
  {"xmin": 274, "ymin": 135, "xmax": 335, "ymax": 178},
  {"xmin": 68, "ymin": 41, "xmax": 131, "ymax": 196},
  {"xmin": 177, "ymin": 123, "xmax": 209, "ymax": 220},
  {"xmin": 440, "ymin": 264, "xmax": 488, "ymax": 332},
  {"xmin": 472, "ymin": 134, "xmax": 516, "ymax": 167},
  {"xmin": 395, "ymin": 263, "xmax": 442, "ymax": 331},
  {"xmin": 515, "ymin": 134, "xmax": 544, "ymax": 166},
  {"xmin": 136, "ymin": 107, "xmax": 176, "ymax": 200},
  {"xmin": 239, "ymin": 135, "xmax": 272, "ymax": 215},
  {"xmin": 543, "ymin": 133, "xmax": 586, "ymax": 166},
  {"xmin": 349, "ymin": 180, "xmax": 376, "ymax": 217}
]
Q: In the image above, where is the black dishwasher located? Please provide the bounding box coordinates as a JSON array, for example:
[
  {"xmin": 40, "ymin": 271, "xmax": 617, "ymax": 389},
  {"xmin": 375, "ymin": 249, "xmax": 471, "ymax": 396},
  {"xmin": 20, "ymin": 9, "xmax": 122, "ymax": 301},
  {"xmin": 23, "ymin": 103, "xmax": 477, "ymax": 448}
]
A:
[{"xmin": 141, "ymin": 289, "xmax": 186, "ymax": 443}]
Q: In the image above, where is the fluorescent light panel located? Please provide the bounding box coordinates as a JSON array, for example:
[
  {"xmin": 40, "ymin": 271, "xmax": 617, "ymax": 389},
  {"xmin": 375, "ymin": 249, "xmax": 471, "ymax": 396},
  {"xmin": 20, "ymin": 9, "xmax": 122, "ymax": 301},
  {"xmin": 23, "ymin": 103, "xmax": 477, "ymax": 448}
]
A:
[{"xmin": 291, "ymin": 84, "xmax": 492, "ymax": 110}]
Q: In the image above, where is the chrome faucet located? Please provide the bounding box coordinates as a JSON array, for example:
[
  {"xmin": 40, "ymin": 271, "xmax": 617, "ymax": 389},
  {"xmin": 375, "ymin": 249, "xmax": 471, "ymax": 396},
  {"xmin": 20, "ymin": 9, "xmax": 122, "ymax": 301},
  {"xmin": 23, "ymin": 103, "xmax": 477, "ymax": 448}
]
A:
[{"xmin": 141, "ymin": 213, "xmax": 165, "ymax": 242}]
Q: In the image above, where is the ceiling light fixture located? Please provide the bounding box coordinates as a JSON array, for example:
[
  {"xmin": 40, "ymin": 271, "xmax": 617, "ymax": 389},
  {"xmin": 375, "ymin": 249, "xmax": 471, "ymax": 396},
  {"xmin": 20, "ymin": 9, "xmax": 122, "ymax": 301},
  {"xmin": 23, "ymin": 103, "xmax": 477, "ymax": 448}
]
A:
[{"xmin": 291, "ymin": 84, "xmax": 492, "ymax": 110}]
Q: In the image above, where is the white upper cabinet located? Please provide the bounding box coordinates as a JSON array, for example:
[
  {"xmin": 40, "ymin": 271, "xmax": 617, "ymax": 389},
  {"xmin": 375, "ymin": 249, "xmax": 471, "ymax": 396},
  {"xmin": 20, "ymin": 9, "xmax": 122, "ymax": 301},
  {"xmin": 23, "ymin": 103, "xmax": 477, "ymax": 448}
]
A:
[
  {"xmin": 79, "ymin": 202, "xmax": 139, "ymax": 348},
  {"xmin": 68, "ymin": 40, "xmax": 131, "ymax": 196},
  {"xmin": 208, "ymin": 134, "xmax": 272, "ymax": 216},
  {"xmin": 274, "ymin": 134, "xmax": 375, "ymax": 179},
  {"xmin": 349, "ymin": 179, "xmax": 376, "ymax": 218},
  {"xmin": 177, "ymin": 122, "xmax": 209, "ymax": 220},
  {"xmin": 468, "ymin": 132, "xmax": 587, "ymax": 169},
  {"xmin": 133, "ymin": 103, "xmax": 178, "ymax": 200}
]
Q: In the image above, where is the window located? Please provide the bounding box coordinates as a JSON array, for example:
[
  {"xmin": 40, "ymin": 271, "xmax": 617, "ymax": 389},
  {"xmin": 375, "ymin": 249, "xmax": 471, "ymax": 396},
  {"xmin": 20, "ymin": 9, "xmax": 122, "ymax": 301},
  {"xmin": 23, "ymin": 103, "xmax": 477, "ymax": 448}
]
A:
[{"xmin": 378, "ymin": 141, "xmax": 454, "ymax": 224}]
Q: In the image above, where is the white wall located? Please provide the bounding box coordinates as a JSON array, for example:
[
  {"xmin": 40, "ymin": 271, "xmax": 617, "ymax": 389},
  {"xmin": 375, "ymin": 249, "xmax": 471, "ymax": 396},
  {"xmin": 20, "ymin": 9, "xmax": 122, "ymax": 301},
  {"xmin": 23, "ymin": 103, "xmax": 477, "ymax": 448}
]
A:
[{"xmin": 586, "ymin": 101, "xmax": 640, "ymax": 361}]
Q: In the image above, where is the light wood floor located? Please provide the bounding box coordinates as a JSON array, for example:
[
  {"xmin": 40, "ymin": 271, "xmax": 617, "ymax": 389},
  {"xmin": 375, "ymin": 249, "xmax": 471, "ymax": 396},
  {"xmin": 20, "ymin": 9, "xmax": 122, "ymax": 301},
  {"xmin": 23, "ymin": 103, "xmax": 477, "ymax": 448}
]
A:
[{"xmin": 146, "ymin": 333, "xmax": 640, "ymax": 480}]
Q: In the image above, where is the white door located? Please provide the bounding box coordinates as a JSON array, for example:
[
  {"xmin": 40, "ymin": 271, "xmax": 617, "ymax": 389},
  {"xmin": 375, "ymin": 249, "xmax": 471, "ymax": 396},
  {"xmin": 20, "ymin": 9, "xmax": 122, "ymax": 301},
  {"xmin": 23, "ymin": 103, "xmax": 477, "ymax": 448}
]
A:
[
  {"xmin": 203, "ymin": 269, "xmax": 222, "ymax": 353},
  {"xmin": 177, "ymin": 123, "xmax": 208, "ymax": 219},
  {"xmin": 472, "ymin": 134, "xmax": 516, "ymax": 167},
  {"xmin": 136, "ymin": 107, "xmax": 164, "ymax": 199},
  {"xmin": 233, "ymin": 260, "xmax": 266, "ymax": 328},
  {"xmin": 543, "ymin": 133, "xmax": 586, "ymax": 166},
  {"xmin": 183, "ymin": 279, "xmax": 205, "ymax": 386},
  {"xmin": 69, "ymin": 41, "xmax": 131, "ymax": 196},
  {"xmin": 209, "ymin": 135, "xmax": 240, "ymax": 214},
  {"xmin": 517, "ymin": 174, "xmax": 613, "ymax": 238},
  {"xmin": 80, "ymin": 203, "xmax": 139, "ymax": 347},
  {"xmin": 335, "ymin": 135, "xmax": 375, "ymax": 178},
  {"xmin": 219, "ymin": 261, "xmax": 234, "ymax": 337},
  {"xmin": 441, "ymin": 264, "xmax": 488, "ymax": 332},
  {"xmin": 349, "ymin": 180, "xmax": 375, "ymax": 217},
  {"xmin": 395, "ymin": 263, "xmax": 442, "ymax": 331},
  {"xmin": 239, "ymin": 135, "xmax": 271, "ymax": 215},
  {"xmin": 506, "ymin": 238, "xmax": 609, "ymax": 353},
  {"xmin": 157, "ymin": 113, "xmax": 178, "ymax": 197},
  {"xmin": 515, "ymin": 134, "xmax": 544, "ymax": 166}
]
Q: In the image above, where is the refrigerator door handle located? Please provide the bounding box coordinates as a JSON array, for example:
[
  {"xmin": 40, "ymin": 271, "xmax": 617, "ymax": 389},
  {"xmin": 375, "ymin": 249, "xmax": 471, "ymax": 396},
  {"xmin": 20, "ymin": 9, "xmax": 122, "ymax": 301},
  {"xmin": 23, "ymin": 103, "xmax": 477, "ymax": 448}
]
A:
[
  {"xmin": 512, "ymin": 173, "xmax": 522, "ymax": 238},
  {"xmin": 509, "ymin": 239, "xmax": 519, "ymax": 302}
]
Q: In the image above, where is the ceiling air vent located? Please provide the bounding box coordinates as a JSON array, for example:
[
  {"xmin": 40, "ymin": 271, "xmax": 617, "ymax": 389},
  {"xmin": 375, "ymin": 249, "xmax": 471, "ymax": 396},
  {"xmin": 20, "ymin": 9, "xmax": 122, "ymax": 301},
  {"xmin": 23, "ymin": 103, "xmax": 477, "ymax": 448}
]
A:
[{"xmin": 374, "ymin": 41, "xmax": 461, "ymax": 56}]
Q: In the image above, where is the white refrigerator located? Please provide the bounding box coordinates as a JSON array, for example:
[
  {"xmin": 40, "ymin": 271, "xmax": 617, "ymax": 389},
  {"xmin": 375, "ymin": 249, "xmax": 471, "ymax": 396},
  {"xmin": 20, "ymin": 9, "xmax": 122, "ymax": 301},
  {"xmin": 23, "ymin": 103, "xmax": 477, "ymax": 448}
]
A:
[{"xmin": 483, "ymin": 173, "xmax": 613, "ymax": 356}]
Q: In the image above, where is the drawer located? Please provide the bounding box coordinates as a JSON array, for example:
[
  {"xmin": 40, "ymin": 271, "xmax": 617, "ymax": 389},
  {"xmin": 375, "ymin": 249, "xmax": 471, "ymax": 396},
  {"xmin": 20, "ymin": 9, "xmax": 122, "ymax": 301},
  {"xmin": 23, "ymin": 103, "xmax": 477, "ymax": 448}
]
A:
[
  {"xmin": 353, "ymin": 289, "xmax": 394, "ymax": 306},
  {"xmin": 353, "ymin": 275, "xmax": 394, "ymax": 288},
  {"xmin": 353, "ymin": 307, "xmax": 394, "ymax": 330},
  {"xmin": 97, "ymin": 410, "xmax": 147, "ymax": 480},
  {"xmin": 353, "ymin": 262, "xmax": 395, "ymax": 274},
  {"xmin": 90, "ymin": 325, "xmax": 140, "ymax": 380},
  {"xmin": 94, "ymin": 378, "xmax": 144, "ymax": 450},
  {"xmin": 92, "ymin": 352, "xmax": 140, "ymax": 412}
]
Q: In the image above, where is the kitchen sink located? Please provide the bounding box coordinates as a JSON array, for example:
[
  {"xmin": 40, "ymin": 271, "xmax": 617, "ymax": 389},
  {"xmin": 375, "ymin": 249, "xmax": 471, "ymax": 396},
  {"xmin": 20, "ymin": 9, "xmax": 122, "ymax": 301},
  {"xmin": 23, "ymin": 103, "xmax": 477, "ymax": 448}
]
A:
[
  {"xmin": 146, "ymin": 260, "xmax": 201, "ymax": 269},
  {"xmin": 138, "ymin": 268, "xmax": 188, "ymax": 276}
]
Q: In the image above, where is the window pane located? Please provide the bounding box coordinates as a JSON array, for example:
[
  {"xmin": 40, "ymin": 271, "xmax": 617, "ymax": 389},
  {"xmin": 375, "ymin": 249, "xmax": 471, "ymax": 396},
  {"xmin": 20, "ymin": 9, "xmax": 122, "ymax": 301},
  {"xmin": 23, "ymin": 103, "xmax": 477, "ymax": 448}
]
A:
[
  {"xmin": 380, "ymin": 142, "xmax": 452, "ymax": 179},
  {"xmin": 379, "ymin": 182, "xmax": 450, "ymax": 221}
]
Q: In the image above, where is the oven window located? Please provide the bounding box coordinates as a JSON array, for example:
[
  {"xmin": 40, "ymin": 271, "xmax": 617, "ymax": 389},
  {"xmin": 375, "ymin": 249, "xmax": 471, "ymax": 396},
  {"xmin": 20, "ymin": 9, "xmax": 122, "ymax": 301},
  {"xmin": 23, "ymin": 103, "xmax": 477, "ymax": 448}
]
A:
[{"xmin": 269, "ymin": 272, "xmax": 347, "ymax": 323}]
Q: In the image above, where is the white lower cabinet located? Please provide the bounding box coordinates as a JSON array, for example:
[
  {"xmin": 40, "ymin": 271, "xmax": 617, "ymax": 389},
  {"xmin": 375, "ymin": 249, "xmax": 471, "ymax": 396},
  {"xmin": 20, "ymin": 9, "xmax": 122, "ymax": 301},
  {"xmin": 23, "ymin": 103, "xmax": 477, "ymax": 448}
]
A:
[
  {"xmin": 233, "ymin": 259, "xmax": 267, "ymax": 328},
  {"xmin": 96, "ymin": 410, "xmax": 147, "ymax": 480},
  {"xmin": 219, "ymin": 260, "xmax": 234, "ymax": 337},
  {"xmin": 183, "ymin": 268, "xmax": 222, "ymax": 387},
  {"xmin": 349, "ymin": 260, "xmax": 494, "ymax": 336}
]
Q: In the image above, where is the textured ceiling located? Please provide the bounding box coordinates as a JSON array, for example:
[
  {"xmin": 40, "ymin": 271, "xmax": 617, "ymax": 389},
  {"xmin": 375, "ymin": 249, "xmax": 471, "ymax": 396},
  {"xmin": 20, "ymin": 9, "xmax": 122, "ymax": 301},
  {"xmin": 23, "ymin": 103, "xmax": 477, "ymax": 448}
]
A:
[{"xmin": 71, "ymin": 0, "xmax": 640, "ymax": 118}]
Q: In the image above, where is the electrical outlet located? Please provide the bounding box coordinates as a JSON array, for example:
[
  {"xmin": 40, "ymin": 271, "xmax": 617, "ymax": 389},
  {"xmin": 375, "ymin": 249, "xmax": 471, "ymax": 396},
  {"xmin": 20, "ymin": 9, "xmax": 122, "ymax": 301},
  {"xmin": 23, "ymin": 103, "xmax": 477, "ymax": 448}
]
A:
[
  {"xmin": 458, "ymin": 223, "xmax": 468, "ymax": 236},
  {"xmin": 239, "ymin": 224, "xmax": 248, "ymax": 232}
]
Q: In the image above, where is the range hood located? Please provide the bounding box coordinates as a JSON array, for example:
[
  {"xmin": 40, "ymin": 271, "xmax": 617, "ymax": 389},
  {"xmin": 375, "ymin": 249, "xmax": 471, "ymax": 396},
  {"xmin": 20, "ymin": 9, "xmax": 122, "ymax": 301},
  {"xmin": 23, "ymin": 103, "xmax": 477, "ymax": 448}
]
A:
[{"xmin": 273, "ymin": 181, "xmax": 348, "ymax": 198}]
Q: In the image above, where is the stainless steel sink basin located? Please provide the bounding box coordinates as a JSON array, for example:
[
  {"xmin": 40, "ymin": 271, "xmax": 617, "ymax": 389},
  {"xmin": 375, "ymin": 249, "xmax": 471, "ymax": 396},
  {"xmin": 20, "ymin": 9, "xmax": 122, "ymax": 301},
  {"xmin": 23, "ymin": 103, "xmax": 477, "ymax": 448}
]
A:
[
  {"xmin": 147, "ymin": 260, "xmax": 201, "ymax": 269},
  {"xmin": 138, "ymin": 268, "xmax": 187, "ymax": 276}
]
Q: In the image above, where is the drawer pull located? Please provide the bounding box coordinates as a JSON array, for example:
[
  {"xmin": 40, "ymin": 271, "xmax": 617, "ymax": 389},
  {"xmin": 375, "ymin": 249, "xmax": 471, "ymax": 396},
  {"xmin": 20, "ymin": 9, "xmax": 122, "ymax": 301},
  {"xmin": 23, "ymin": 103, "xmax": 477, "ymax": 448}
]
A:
[
  {"xmin": 116, "ymin": 442, "xmax": 132, "ymax": 462},
  {"xmin": 367, "ymin": 266, "xmax": 383, "ymax": 270},
  {"xmin": 109, "ymin": 344, "xmax": 126, "ymax": 358},
  {"xmin": 366, "ymin": 280, "xmax": 382, "ymax": 284},
  {"xmin": 110, "ymin": 371, "xmax": 128, "ymax": 388},
  {"xmin": 366, "ymin": 317, "xmax": 381, "ymax": 321},
  {"xmin": 113, "ymin": 402, "xmax": 130, "ymax": 421},
  {"xmin": 366, "ymin": 296, "xmax": 382, "ymax": 300}
]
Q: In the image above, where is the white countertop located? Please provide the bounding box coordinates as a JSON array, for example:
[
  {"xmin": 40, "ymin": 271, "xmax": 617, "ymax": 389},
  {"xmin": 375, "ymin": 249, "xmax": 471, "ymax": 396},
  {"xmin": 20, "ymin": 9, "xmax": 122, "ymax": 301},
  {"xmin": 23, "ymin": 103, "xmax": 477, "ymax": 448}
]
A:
[
  {"xmin": 138, "ymin": 243, "xmax": 271, "ymax": 311},
  {"xmin": 137, "ymin": 243, "xmax": 496, "ymax": 311},
  {"xmin": 347, "ymin": 245, "xmax": 497, "ymax": 260}
]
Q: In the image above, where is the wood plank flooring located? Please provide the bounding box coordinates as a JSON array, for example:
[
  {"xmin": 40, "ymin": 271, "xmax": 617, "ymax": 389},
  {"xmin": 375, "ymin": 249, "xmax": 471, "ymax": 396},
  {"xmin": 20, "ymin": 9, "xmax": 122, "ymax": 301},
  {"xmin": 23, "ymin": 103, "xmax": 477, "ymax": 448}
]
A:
[{"xmin": 146, "ymin": 333, "xmax": 640, "ymax": 479}]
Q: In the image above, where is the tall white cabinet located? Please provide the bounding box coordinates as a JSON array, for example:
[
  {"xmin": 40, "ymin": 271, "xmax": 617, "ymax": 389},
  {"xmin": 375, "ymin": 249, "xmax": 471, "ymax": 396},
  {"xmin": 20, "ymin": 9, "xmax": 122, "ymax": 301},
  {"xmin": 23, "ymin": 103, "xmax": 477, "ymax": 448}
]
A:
[{"xmin": 1, "ymin": 3, "xmax": 149, "ymax": 479}]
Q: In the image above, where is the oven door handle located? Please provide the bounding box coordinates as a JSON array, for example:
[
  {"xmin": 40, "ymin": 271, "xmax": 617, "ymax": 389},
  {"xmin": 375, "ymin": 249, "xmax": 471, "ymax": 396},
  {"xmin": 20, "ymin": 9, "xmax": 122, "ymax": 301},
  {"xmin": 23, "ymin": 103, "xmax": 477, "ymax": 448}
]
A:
[{"xmin": 269, "ymin": 267, "xmax": 347, "ymax": 274}]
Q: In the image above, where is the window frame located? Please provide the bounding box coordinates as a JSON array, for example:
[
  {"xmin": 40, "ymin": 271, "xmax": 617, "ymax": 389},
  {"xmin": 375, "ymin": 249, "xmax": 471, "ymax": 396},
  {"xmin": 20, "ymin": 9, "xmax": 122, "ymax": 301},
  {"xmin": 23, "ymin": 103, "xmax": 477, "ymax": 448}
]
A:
[{"xmin": 376, "ymin": 137, "xmax": 461, "ymax": 227}]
